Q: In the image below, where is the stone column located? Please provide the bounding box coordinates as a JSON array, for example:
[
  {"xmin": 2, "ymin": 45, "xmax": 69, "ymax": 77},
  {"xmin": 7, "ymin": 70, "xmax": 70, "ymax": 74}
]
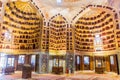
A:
[
  {"xmin": 90, "ymin": 56, "xmax": 94, "ymax": 70},
  {"xmin": 14, "ymin": 55, "xmax": 19, "ymax": 70},
  {"xmin": 81, "ymin": 55, "xmax": 84, "ymax": 70},
  {"xmin": 66, "ymin": 53, "xmax": 75, "ymax": 74},
  {"xmin": 35, "ymin": 54, "xmax": 40, "ymax": 73},
  {"xmin": 117, "ymin": 52, "xmax": 120, "ymax": 74},
  {"xmin": 105, "ymin": 56, "xmax": 110, "ymax": 72},
  {"xmin": 35, "ymin": 53, "xmax": 49, "ymax": 74}
]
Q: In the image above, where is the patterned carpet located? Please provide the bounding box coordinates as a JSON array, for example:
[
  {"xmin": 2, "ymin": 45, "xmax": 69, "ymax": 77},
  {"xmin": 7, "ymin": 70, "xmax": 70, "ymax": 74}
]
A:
[{"xmin": 0, "ymin": 71, "xmax": 120, "ymax": 80}]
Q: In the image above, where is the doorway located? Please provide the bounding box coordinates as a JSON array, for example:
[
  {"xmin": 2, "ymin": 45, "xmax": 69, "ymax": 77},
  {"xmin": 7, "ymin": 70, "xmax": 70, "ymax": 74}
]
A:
[
  {"xmin": 0, "ymin": 54, "xmax": 15, "ymax": 74},
  {"xmin": 49, "ymin": 55, "xmax": 65, "ymax": 74},
  {"xmin": 17, "ymin": 55, "xmax": 25, "ymax": 70},
  {"xmin": 7, "ymin": 56, "xmax": 15, "ymax": 67},
  {"xmin": 84, "ymin": 56, "xmax": 90, "ymax": 70},
  {"xmin": 109, "ymin": 55, "xmax": 118, "ymax": 73},
  {"xmin": 0, "ymin": 53, "xmax": 7, "ymax": 71},
  {"xmin": 75, "ymin": 55, "xmax": 81, "ymax": 71},
  {"xmin": 31, "ymin": 55, "xmax": 36, "ymax": 71},
  {"xmin": 95, "ymin": 56, "xmax": 105, "ymax": 73}
]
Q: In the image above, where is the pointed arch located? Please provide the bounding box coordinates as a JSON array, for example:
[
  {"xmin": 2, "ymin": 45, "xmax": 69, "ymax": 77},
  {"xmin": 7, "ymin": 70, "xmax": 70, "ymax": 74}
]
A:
[
  {"xmin": 73, "ymin": 5, "xmax": 118, "ymax": 54},
  {"xmin": 30, "ymin": 0, "xmax": 46, "ymax": 24},
  {"xmin": 0, "ymin": 1, "xmax": 43, "ymax": 54},
  {"xmin": 49, "ymin": 13, "xmax": 68, "ymax": 24},
  {"xmin": 48, "ymin": 14, "xmax": 68, "ymax": 55}
]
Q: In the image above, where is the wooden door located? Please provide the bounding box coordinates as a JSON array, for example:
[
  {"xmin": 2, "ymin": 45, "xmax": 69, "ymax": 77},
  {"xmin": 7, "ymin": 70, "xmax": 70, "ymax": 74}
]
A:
[
  {"xmin": 95, "ymin": 56, "xmax": 105, "ymax": 73},
  {"xmin": 110, "ymin": 55, "xmax": 118, "ymax": 73}
]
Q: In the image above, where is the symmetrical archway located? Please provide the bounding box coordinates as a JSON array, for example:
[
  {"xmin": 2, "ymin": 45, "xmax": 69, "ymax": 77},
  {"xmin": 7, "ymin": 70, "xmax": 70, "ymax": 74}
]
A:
[
  {"xmin": 73, "ymin": 5, "xmax": 118, "ymax": 54},
  {"xmin": 48, "ymin": 14, "xmax": 68, "ymax": 55}
]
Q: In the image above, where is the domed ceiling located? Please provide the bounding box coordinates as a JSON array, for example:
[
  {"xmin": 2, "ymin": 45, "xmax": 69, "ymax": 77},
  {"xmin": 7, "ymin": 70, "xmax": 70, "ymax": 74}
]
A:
[
  {"xmin": 31, "ymin": 0, "xmax": 120, "ymax": 22},
  {"xmin": 0, "ymin": 0, "xmax": 119, "ymax": 55}
]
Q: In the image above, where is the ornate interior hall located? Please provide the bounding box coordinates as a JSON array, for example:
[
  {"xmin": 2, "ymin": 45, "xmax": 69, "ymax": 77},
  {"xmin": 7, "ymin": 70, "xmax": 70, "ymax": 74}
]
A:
[{"xmin": 0, "ymin": 0, "xmax": 120, "ymax": 80}]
